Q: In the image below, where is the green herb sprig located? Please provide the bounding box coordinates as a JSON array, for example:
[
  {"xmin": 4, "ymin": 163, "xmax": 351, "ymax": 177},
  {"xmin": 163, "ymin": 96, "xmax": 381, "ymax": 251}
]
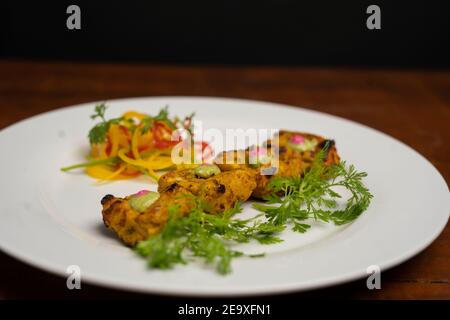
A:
[
  {"xmin": 88, "ymin": 103, "xmax": 123, "ymax": 144},
  {"xmin": 140, "ymin": 106, "xmax": 177, "ymax": 133},
  {"xmin": 135, "ymin": 199, "xmax": 282, "ymax": 275},
  {"xmin": 135, "ymin": 151, "xmax": 372, "ymax": 275},
  {"xmin": 60, "ymin": 156, "xmax": 119, "ymax": 172},
  {"xmin": 253, "ymin": 151, "xmax": 373, "ymax": 232}
]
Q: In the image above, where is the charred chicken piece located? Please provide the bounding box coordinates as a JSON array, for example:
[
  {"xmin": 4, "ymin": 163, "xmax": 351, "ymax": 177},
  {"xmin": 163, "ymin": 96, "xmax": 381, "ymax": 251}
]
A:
[
  {"xmin": 215, "ymin": 130, "xmax": 340, "ymax": 198},
  {"xmin": 158, "ymin": 165, "xmax": 257, "ymax": 213},
  {"xmin": 214, "ymin": 148, "xmax": 303, "ymax": 198},
  {"xmin": 101, "ymin": 165, "xmax": 257, "ymax": 246},
  {"xmin": 266, "ymin": 130, "xmax": 340, "ymax": 166},
  {"xmin": 101, "ymin": 185, "xmax": 196, "ymax": 246}
]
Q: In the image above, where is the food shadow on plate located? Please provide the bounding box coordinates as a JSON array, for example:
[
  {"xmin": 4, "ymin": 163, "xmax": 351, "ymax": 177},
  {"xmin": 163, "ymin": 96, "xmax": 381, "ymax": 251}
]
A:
[{"xmin": 94, "ymin": 221, "xmax": 122, "ymax": 243}]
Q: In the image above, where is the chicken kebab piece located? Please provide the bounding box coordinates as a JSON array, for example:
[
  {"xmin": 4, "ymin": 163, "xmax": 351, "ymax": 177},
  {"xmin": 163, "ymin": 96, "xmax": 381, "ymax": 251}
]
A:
[
  {"xmin": 268, "ymin": 130, "xmax": 340, "ymax": 165},
  {"xmin": 101, "ymin": 165, "xmax": 256, "ymax": 246},
  {"xmin": 215, "ymin": 130, "xmax": 340, "ymax": 198}
]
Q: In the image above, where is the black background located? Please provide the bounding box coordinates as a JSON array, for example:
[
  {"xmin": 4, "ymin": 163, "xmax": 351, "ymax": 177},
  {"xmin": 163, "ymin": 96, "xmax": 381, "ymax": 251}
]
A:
[{"xmin": 1, "ymin": 1, "xmax": 449, "ymax": 67}]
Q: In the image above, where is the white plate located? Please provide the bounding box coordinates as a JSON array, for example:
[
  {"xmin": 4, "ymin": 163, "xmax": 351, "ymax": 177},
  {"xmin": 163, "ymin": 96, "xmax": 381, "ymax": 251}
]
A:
[{"xmin": 0, "ymin": 97, "xmax": 448, "ymax": 296}]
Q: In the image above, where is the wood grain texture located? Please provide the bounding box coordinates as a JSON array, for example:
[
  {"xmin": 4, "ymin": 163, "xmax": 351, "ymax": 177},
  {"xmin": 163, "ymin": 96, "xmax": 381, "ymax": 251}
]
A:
[{"xmin": 0, "ymin": 60, "xmax": 449, "ymax": 299}]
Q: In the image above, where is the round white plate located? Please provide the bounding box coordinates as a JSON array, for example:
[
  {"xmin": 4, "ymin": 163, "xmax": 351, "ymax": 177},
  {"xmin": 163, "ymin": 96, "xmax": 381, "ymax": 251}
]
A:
[{"xmin": 0, "ymin": 97, "xmax": 448, "ymax": 296}]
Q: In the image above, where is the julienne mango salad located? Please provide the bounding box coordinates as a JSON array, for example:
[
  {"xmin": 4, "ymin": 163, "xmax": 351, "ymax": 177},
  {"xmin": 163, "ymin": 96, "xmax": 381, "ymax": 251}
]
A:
[{"xmin": 61, "ymin": 104, "xmax": 211, "ymax": 182}]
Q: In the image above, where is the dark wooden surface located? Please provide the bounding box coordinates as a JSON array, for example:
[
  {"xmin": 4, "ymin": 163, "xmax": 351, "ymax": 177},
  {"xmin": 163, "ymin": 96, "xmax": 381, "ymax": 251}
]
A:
[{"xmin": 0, "ymin": 60, "xmax": 449, "ymax": 299}]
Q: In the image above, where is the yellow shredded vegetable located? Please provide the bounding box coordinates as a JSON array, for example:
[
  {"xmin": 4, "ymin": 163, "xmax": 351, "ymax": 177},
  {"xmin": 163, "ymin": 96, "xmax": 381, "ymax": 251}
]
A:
[
  {"xmin": 62, "ymin": 106, "xmax": 204, "ymax": 184},
  {"xmin": 86, "ymin": 165, "xmax": 133, "ymax": 181},
  {"xmin": 94, "ymin": 165, "xmax": 127, "ymax": 184}
]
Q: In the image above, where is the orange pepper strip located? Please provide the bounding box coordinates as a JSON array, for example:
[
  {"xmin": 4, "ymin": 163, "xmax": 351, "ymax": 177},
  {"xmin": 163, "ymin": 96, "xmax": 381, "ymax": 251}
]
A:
[
  {"xmin": 109, "ymin": 125, "xmax": 121, "ymax": 157},
  {"xmin": 118, "ymin": 149, "xmax": 169, "ymax": 182},
  {"xmin": 117, "ymin": 149, "xmax": 156, "ymax": 181},
  {"xmin": 131, "ymin": 128, "xmax": 141, "ymax": 160},
  {"xmin": 123, "ymin": 111, "xmax": 147, "ymax": 121},
  {"xmin": 90, "ymin": 143, "xmax": 108, "ymax": 159}
]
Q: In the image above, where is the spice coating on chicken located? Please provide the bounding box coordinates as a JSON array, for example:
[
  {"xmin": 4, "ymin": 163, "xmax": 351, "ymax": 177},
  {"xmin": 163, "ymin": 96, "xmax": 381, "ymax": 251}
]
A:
[
  {"xmin": 214, "ymin": 148, "xmax": 303, "ymax": 198},
  {"xmin": 158, "ymin": 167, "xmax": 257, "ymax": 213},
  {"xmin": 267, "ymin": 130, "xmax": 340, "ymax": 166},
  {"xmin": 215, "ymin": 130, "xmax": 340, "ymax": 198},
  {"xmin": 101, "ymin": 186, "xmax": 196, "ymax": 246},
  {"xmin": 101, "ymin": 167, "xmax": 257, "ymax": 246}
]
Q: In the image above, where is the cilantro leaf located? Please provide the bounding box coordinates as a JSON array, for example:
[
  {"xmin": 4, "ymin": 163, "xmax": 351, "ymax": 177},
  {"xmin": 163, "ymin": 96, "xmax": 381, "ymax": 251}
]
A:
[
  {"xmin": 87, "ymin": 104, "xmax": 122, "ymax": 144},
  {"xmin": 253, "ymin": 150, "xmax": 373, "ymax": 231},
  {"xmin": 135, "ymin": 200, "xmax": 283, "ymax": 275}
]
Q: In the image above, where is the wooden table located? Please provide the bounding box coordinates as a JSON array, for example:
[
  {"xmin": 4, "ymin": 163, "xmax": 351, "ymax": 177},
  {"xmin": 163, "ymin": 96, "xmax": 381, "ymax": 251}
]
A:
[{"xmin": 0, "ymin": 60, "xmax": 449, "ymax": 299}]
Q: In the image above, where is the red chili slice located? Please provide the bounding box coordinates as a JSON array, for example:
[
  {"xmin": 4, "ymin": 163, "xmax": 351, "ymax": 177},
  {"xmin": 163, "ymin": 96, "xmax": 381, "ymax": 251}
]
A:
[{"xmin": 152, "ymin": 121, "xmax": 180, "ymax": 149}]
